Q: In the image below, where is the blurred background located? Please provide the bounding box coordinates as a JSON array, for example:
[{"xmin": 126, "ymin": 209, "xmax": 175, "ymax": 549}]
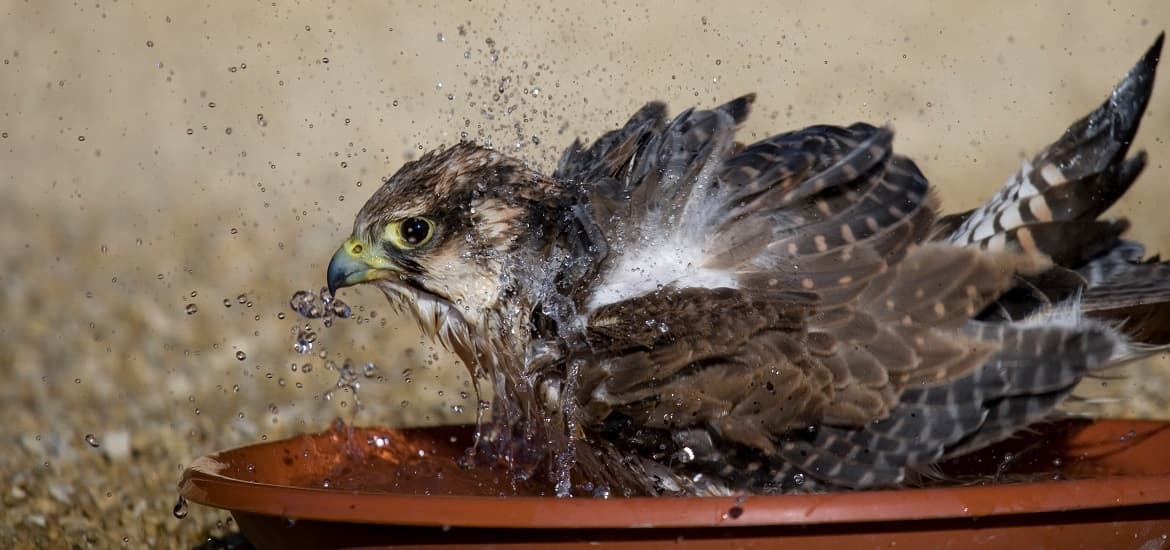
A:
[{"xmin": 2, "ymin": 1, "xmax": 1168, "ymax": 547}]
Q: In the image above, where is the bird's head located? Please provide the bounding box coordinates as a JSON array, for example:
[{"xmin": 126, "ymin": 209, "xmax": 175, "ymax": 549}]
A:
[{"xmin": 327, "ymin": 142, "xmax": 555, "ymax": 341}]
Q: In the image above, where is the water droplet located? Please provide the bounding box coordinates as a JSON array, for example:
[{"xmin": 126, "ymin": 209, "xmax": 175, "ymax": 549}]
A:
[
  {"xmin": 172, "ymin": 495, "xmax": 188, "ymax": 519},
  {"xmin": 292, "ymin": 327, "xmax": 317, "ymax": 354},
  {"xmin": 84, "ymin": 434, "xmax": 99, "ymax": 448},
  {"xmin": 184, "ymin": 304, "xmax": 198, "ymax": 315},
  {"xmin": 289, "ymin": 290, "xmax": 327, "ymax": 319},
  {"xmin": 436, "ymin": 32, "xmax": 446, "ymax": 42},
  {"xmin": 236, "ymin": 351, "xmax": 247, "ymax": 361},
  {"xmin": 725, "ymin": 506, "xmax": 743, "ymax": 519}
]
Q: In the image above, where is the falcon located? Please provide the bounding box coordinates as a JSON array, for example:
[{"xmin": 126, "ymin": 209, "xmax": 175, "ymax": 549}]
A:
[{"xmin": 327, "ymin": 35, "xmax": 1170, "ymax": 495}]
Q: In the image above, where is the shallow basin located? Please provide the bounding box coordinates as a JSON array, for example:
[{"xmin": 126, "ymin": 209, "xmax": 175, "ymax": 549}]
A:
[{"xmin": 179, "ymin": 418, "xmax": 1170, "ymax": 549}]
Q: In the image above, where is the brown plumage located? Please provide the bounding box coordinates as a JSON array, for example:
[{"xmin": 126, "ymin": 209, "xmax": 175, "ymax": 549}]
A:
[{"xmin": 327, "ymin": 34, "xmax": 1168, "ymax": 494}]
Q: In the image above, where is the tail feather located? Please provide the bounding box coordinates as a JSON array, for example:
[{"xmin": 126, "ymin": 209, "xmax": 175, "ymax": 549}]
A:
[
  {"xmin": 939, "ymin": 34, "xmax": 1161, "ymax": 263},
  {"xmin": 1079, "ymin": 247, "xmax": 1170, "ymax": 311},
  {"xmin": 936, "ymin": 34, "xmax": 1170, "ymax": 342}
]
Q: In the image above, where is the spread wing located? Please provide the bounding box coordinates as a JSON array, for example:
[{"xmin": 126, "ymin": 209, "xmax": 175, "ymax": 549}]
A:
[
  {"xmin": 554, "ymin": 36, "xmax": 1164, "ymax": 490},
  {"xmin": 553, "ymin": 99, "xmax": 1069, "ymax": 490}
]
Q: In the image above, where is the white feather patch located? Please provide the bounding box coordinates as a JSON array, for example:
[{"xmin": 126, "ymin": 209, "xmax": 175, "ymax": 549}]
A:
[
  {"xmin": 586, "ymin": 238, "xmax": 736, "ymax": 310},
  {"xmin": 586, "ymin": 225, "xmax": 737, "ymax": 310},
  {"xmin": 586, "ymin": 158, "xmax": 738, "ymax": 311}
]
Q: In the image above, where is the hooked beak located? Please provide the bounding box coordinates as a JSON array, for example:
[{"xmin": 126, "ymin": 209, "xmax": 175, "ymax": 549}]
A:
[{"xmin": 326, "ymin": 237, "xmax": 397, "ymax": 296}]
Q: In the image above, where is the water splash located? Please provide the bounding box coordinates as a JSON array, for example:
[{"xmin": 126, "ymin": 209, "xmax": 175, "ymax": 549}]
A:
[
  {"xmin": 292, "ymin": 325, "xmax": 317, "ymax": 354},
  {"xmin": 290, "ymin": 288, "xmax": 351, "ymax": 328},
  {"xmin": 552, "ymin": 359, "xmax": 582, "ymax": 498},
  {"xmin": 335, "ymin": 358, "xmax": 360, "ymax": 392}
]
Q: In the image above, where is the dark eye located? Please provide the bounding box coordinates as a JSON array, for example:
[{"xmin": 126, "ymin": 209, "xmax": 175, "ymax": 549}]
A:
[
  {"xmin": 400, "ymin": 217, "xmax": 433, "ymax": 247},
  {"xmin": 384, "ymin": 216, "xmax": 435, "ymax": 250}
]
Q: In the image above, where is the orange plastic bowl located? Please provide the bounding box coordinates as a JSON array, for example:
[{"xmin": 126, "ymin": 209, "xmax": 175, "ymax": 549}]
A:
[{"xmin": 180, "ymin": 419, "xmax": 1170, "ymax": 549}]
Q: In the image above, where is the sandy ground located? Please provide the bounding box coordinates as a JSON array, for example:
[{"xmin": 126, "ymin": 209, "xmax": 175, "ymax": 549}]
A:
[{"xmin": 2, "ymin": 1, "xmax": 1169, "ymax": 547}]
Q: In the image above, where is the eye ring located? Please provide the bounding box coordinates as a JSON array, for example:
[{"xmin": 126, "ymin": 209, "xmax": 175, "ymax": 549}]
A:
[{"xmin": 385, "ymin": 217, "xmax": 435, "ymax": 250}]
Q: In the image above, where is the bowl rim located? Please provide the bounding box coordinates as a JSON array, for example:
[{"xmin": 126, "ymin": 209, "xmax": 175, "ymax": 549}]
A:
[{"xmin": 179, "ymin": 419, "xmax": 1170, "ymax": 529}]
